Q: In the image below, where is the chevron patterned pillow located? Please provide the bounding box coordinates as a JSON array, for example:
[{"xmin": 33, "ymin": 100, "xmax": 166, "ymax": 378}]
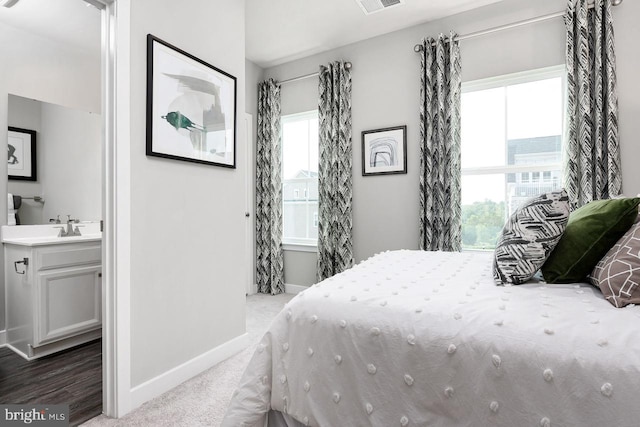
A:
[
  {"xmin": 493, "ymin": 189, "xmax": 570, "ymax": 285},
  {"xmin": 591, "ymin": 222, "xmax": 640, "ymax": 308}
]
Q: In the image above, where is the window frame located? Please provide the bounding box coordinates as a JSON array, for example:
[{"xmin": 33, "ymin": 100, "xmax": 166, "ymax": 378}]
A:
[
  {"xmin": 460, "ymin": 65, "xmax": 566, "ymax": 251},
  {"xmin": 281, "ymin": 110, "xmax": 319, "ymax": 251}
]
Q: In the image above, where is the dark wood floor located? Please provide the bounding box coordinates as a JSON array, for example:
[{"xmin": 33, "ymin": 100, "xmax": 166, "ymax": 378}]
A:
[{"xmin": 0, "ymin": 339, "xmax": 102, "ymax": 426}]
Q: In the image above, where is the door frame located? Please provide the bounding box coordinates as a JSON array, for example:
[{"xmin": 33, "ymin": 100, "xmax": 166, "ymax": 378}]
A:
[
  {"xmin": 245, "ymin": 113, "xmax": 256, "ymax": 295},
  {"xmin": 87, "ymin": 0, "xmax": 132, "ymax": 418}
]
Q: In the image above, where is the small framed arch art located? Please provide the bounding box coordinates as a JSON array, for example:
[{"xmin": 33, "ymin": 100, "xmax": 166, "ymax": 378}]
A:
[{"xmin": 361, "ymin": 125, "xmax": 407, "ymax": 176}]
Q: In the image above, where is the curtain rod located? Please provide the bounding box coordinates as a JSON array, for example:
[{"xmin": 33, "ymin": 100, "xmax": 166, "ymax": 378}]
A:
[
  {"xmin": 280, "ymin": 62, "xmax": 353, "ymax": 85},
  {"xmin": 413, "ymin": 0, "xmax": 623, "ymax": 52}
]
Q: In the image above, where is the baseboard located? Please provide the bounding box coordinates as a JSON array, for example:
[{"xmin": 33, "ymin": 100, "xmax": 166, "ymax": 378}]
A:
[
  {"xmin": 130, "ymin": 332, "xmax": 250, "ymax": 410},
  {"xmin": 0, "ymin": 329, "xmax": 6, "ymax": 346},
  {"xmin": 284, "ymin": 283, "xmax": 309, "ymax": 294}
]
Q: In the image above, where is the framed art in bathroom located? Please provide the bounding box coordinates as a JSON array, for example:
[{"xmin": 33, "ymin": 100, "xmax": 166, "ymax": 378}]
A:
[
  {"xmin": 362, "ymin": 125, "xmax": 407, "ymax": 176},
  {"xmin": 7, "ymin": 126, "xmax": 37, "ymax": 181},
  {"xmin": 146, "ymin": 34, "xmax": 237, "ymax": 168}
]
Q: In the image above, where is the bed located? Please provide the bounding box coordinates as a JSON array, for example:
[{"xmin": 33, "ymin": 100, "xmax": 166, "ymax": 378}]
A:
[{"xmin": 222, "ymin": 249, "xmax": 640, "ymax": 427}]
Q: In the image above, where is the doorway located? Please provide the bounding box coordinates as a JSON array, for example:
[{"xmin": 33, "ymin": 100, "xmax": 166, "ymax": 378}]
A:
[{"xmin": 0, "ymin": 0, "xmax": 117, "ymax": 422}]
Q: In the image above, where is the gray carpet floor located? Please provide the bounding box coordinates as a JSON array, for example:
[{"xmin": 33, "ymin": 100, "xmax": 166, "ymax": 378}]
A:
[{"xmin": 82, "ymin": 293, "xmax": 294, "ymax": 427}]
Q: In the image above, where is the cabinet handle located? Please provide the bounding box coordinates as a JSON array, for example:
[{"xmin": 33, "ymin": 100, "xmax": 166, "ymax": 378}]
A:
[{"xmin": 14, "ymin": 258, "xmax": 28, "ymax": 274}]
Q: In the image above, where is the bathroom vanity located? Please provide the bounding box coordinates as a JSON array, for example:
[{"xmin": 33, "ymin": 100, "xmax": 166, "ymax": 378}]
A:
[{"xmin": 2, "ymin": 223, "xmax": 102, "ymax": 360}]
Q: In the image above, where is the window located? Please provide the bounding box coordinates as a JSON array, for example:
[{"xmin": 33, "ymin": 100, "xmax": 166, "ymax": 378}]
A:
[
  {"xmin": 282, "ymin": 111, "xmax": 319, "ymax": 246},
  {"xmin": 461, "ymin": 66, "xmax": 565, "ymax": 250}
]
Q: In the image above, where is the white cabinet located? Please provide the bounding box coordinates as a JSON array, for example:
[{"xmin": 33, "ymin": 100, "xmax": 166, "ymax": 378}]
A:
[{"xmin": 4, "ymin": 240, "xmax": 102, "ymax": 360}]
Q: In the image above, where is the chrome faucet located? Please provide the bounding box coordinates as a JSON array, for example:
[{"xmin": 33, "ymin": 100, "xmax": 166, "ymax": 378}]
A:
[{"xmin": 54, "ymin": 215, "xmax": 83, "ymax": 237}]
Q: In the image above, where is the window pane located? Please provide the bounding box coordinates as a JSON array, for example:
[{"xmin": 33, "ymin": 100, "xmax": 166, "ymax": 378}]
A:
[
  {"xmin": 308, "ymin": 118, "xmax": 319, "ymax": 174},
  {"xmin": 507, "ymin": 169, "xmax": 562, "ymax": 214},
  {"xmin": 282, "ymin": 112, "xmax": 318, "ymax": 244},
  {"xmin": 461, "ymin": 169, "xmax": 562, "ymax": 250},
  {"xmin": 461, "ymin": 87, "xmax": 506, "ymax": 168},
  {"xmin": 507, "ymin": 78, "xmax": 562, "ymax": 140},
  {"xmin": 282, "ymin": 120, "xmax": 310, "ymax": 180},
  {"xmin": 461, "ymin": 174, "xmax": 506, "ymax": 250},
  {"xmin": 507, "ymin": 136, "xmax": 561, "ymax": 166},
  {"xmin": 461, "ymin": 68, "xmax": 564, "ymax": 250}
]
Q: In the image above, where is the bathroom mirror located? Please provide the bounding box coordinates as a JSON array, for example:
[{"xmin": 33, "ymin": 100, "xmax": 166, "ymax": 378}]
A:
[{"xmin": 7, "ymin": 94, "xmax": 102, "ymax": 225}]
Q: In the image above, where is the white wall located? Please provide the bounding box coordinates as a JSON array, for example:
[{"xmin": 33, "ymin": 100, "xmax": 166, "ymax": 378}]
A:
[
  {"xmin": 0, "ymin": 23, "xmax": 100, "ymax": 333},
  {"xmin": 263, "ymin": 0, "xmax": 640, "ymax": 287},
  {"xmin": 127, "ymin": 0, "xmax": 247, "ymax": 388},
  {"xmin": 614, "ymin": 1, "xmax": 640, "ymax": 198}
]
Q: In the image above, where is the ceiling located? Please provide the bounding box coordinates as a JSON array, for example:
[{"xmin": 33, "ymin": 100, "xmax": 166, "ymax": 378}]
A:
[
  {"xmin": 0, "ymin": 0, "xmax": 100, "ymax": 56},
  {"xmin": 0, "ymin": 0, "xmax": 505, "ymax": 68},
  {"xmin": 245, "ymin": 0, "xmax": 506, "ymax": 68}
]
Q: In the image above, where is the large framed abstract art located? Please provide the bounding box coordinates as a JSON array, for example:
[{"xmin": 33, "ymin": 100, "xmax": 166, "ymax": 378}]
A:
[
  {"xmin": 146, "ymin": 34, "xmax": 237, "ymax": 168},
  {"xmin": 361, "ymin": 125, "xmax": 407, "ymax": 176}
]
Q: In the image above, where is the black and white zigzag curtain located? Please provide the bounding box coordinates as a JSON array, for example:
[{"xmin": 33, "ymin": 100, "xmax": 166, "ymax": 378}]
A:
[
  {"xmin": 565, "ymin": 0, "xmax": 621, "ymax": 209},
  {"xmin": 317, "ymin": 62, "xmax": 354, "ymax": 281},
  {"xmin": 419, "ymin": 33, "xmax": 462, "ymax": 252},
  {"xmin": 256, "ymin": 79, "xmax": 284, "ymax": 294}
]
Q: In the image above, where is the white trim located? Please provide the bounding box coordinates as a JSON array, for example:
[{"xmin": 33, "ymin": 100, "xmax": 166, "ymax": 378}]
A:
[
  {"xmin": 462, "ymin": 163, "xmax": 562, "ymax": 176},
  {"xmin": 245, "ymin": 113, "xmax": 255, "ymax": 297},
  {"xmin": 462, "ymin": 65, "xmax": 566, "ymax": 93},
  {"xmin": 92, "ymin": 0, "xmax": 133, "ymax": 418},
  {"xmin": 112, "ymin": 0, "xmax": 132, "ymax": 417},
  {"xmin": 282, "ymin": 243, "xmax": 317, "ymax": 253},
  {"xmin": 285, "ymin": 283, "xmax": 309, "ymax": 294},
  {"xmin": 0, "ymin": 329, "xmax": 6, "ymax": 346},
  {"xmin": 81, "ymin": 0, "xmax": 126, "ymax": 419},
  {"xmin": 130, "ymin": 333, "xmax": 250, "ymax": 410},
  {"xmin": 281, "ymin": 110, "xmax": 317, "ymax": 123}
]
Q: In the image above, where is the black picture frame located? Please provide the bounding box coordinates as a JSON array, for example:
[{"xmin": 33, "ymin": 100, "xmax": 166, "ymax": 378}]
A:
[
  {"xmin": 8, "ymin": 126, "xmax": 37, "ymax": 181},
  {"xmin": 362, "ymin": 125, "xmax": 407, "ymax": 176},
  {"xmin": 146, "ymin": 34, "xmax": 237, "ymax": 168}
]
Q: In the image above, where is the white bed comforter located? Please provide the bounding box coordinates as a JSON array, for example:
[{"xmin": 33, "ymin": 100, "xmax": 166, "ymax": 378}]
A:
[{"xmin": 223, "ymin": 250, "xmax": 640, "ymax": 427}]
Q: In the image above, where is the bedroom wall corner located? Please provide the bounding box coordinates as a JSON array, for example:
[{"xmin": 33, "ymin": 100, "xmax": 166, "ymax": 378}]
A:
[
  {"xmin": 127, "ymin": 0, "xmax": 247, "ymax": 400},
  {"xmin": 263, "ymin": 0, "xmax": 640, "ymax": 283}
]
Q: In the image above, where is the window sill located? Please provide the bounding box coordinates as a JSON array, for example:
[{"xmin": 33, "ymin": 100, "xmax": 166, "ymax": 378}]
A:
[{"xmin": 282, "ymin": 243, "xmax": 317, "ymax": 253}]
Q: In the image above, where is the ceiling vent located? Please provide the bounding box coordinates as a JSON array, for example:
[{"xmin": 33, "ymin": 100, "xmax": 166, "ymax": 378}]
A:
[{"xmin": 355, "ymin": 0, "xmax": 404, "ymax": 15}]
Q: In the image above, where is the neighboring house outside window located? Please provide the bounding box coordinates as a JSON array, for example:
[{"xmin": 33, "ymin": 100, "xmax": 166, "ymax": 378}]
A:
[
  {"xmin": 282, "ymin": 111, "xmax": 319, "ymax": 247},
  {"xmin": 461, "ymin": 66, "xmax": 565, "ymax": 250}
]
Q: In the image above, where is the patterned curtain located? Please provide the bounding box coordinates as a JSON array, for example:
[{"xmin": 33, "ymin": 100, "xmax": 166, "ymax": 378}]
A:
[
  {"xmin": 565, "ymin": 0, "xmax": 621, "ymax": 209},
  {"xmin": 317, "ymin": 62, "xmax": 354, "ymax": 281},
  {"xmin": 256, "ymin": 79, "xmax": 284, "ymax": 294},
  {"xmin": 419, "ymin": 33, "xmax": 462, "ymax": 252}
]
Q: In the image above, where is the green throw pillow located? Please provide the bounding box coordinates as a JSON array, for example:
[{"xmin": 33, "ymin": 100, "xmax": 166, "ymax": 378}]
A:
[{"xmin": 541, "ymin": 197, "xmax": 640, "ymax": 283}]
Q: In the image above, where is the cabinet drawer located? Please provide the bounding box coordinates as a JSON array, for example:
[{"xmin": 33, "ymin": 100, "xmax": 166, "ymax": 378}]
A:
[{"xmin": 37, "ymin": 243, "xmax": 101, "ymax": 271}]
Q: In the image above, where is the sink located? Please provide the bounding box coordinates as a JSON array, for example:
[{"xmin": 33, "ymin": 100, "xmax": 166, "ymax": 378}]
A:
[{"xmin": 1, "ymin": 222, "xmax": 102, "ymax": 246}]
